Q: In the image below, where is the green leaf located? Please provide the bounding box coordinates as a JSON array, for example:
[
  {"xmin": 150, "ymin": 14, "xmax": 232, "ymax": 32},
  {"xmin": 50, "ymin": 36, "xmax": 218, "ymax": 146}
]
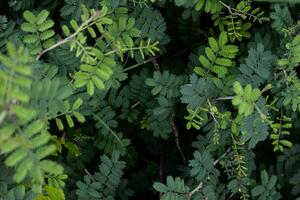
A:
[
  {"xmin": 23, "ymin": 11, "xmax": 36, "ymax": 24},
  {"xmin": 64, "ymin": 142, "xmax": 81, "ymax": 157},
  {"xmin": 91, "ymin": 76, "xmax": 105, "ymax": 90},
  {"xmin": 72, "ymin": 98, "xmax": 83, "ymax": 110},
  {"xmin": 40, "ymin": 30, "xmax": 55, "ymax": 40},
  {"xmin": 73, "ymin": 112, "xmax": 85, "ymax": 123},
  {"xmin": 38, "ymin": 20, "xmax": 54, "ymax": 32},
  {"xmin": 153, "ymin": 182, "xmax": 168, "ymax": 192},
  {"xmin": 5, "ymin": 150, "xmax": 27, "ymax": 166},
  {"xmin": 37, "ymin": 10, "xmax": 50, "ymax": 25},
  {"xmin": 251, "ymin": 185, "xmax": 265, "ymax": 196},
  {"xmin": 208, "ymin": 37, "xmax": 218, "ymax": 52},
  {"xmin": 23, "ymin": 120, "xmax": 44, "ymax": 138},
  {"xmin": 21, "ymin": 23, "xmax": 37, "ymax": 32},
  {"xmin": 233, "ymin": 81, "xmax": 243, "ymax": 94},
  {"xmin": 65, "ymin": 114, "xmax": 74, "ymax": 127},
  {"xmin": 87, "ymin": 80, "xmax": 94, "ymax": 96},
  {"xmin": 280, "ymin": 140, "xmax": 293, "ymax": 147},
  {"xmin": 24, "ymin": 34, "xmax": 38, "ymax": 43},
  {"xmin": 55, "ymin": 118, "xmax": 64, "ymax": 131},
  {"xmin": 45, "ymin": 186, "xmax": 65, "ymax": 200}
]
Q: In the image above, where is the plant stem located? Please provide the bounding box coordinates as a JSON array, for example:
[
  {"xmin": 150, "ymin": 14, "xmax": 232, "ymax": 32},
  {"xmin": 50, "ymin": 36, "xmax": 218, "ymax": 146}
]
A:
[
  {"xmin": 215, "ymin": 96, "xmax": 234, "ymax": 100},
  {"xmin": 123, "ymin": 56, "xmax": 160, "ymax": 72},
  {"xmin": 188, "ymin": 148, "xmax": 230, "ymax": 199},
  {"xmin": 36, "ymin": 11, "xmax": 101, "ymax": 60},
  {"xmin": 188, "ymin": 182, "xmax": 203, "ymax": 199},
  {"xmin": 170, "ymin": 115, "xmax": 186, "ymax": 165}
]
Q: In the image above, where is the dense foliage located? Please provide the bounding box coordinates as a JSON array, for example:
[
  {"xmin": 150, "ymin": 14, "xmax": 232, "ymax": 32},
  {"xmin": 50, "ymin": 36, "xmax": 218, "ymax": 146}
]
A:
[{"xmin": 1, "ymin": 0, "xmax": 300, "ymax": 199}]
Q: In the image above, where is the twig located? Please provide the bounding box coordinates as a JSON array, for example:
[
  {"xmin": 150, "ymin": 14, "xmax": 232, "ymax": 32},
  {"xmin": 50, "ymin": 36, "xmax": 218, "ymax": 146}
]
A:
[
  {"xmin": 36, "ymin": 11, "xmax": 101, "ymax": 60},
  {"xmin": 170, "ymin": 115, "xmax": 186, "ymax": 165},
  {"xmin": 188, "ymin": 182, "xmax": 203, "ymax": 199},
  {"xmin": 254, "ymin": 103, "xmax": 267, "ymax": 120},
  {"xmin": 84, "ymin": 168, "xmax": 95, "ymax": 182},
  {"xmin": 92, "ymin": 114, "xmax": 132, "ymax": 159},
  {"xmin": 214, "ymin": 83, "xmax": 272, "ymax": 101},
  {"xmin": 188, "ymin": 148, "xmax": 230, "ymax": 199},
  {"xmin": 130, "ymin": 101, "xmax": 140, "ymax": 109},
  {"xmin": 122, "ymin": 55, "xmax": 160, "ymax": 72},
  {"xmin": 214, "ymin": 96, "xmax": 234, "ymax": 101},
  {"xmin": 213, "ymin": 148, "xmax": 230, "ymax": 166},
  {"xmin": 219, "ymin": 0, "xmax": 262, "ymax": 21}
]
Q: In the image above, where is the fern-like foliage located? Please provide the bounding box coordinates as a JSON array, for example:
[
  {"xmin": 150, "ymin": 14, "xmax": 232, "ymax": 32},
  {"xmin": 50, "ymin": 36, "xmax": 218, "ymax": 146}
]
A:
[
  {"xmin": 60, "ymin": 0, "xmax": 99, "ymax": 21},
  {"xmin": 62, "ymin": 6, "xmax": 159, "ymax": 95},
  {"xmin": 96, "ymin": 132, "xmax": 130, "ymax": 156},
  {"xmin": 193, "ymin": 0, "xmax": 221, "ymax": 13},
  {"xmin": 0, "ymin": 183, "xmax": 36, "ymax": 200},
  {"xmin": 180, "ymin": 74, "xmax": 217, "ymax": 109},
  {"xmin": 8, "ymin": 0, "xmax": 35, "ymax": 11},
  {"xmin": 270, "ymin": 115, "xmax": 292, "ymax": 152},
  {"xmin": 128, "ymin": 69, "xmax": 152, "ymax": 105},
  {"xmin": 21, "ymin": 10, "xmax": 56, "ymax": 55},
  {"xmin": 270, "ymin": 4, "xmax": 293, "ymax": 33},
  {"xmin": 131, "ymin": 7, "xmax": 167, "ymax": 42},
  {"xmin": 189, "ymin": 151, "xmax": 219, "ymax": 182},
  {"xmin": 239, "ymin": 112, "xmax": 269, "ymax": 149},
  {"xmin": 194, "ymin": 32, "xmax": 238, "ymax": 85},
  {"xmin": 94, "ymin": 105, "xmax": 118, "ymax": 135},
  {"xmin": 251, "ymin": 170, "xmax": 281, "ymax": 200},
  {"xmin": 145, "ymin": 97, "xmax": 175, "ymax": 139},
  {"xmin": 174, "ymin": 0, "xmax": 222, "ymax": 14},
  {"xmin": 145, "ymin": 71, "xmax": 186, "ymax": 98},
  {"xmin": 76, "ymin": 151, "xmax": 126, "ymax": 200},
  {"xmin": 0, "ymin": 118, "xmax": 64, "ymax": 192},
  {"xmin": 0, "ymin": 42, "xmax": 64, "ymax": 193},
  {"xmin": 0, "ymin": 16, "xmax": 16, "ymax": 53},
  {"xmin": 2, "ymin": 0, "xmax": 300, "ymax": 199},
  {"xmin": 29, "ymin": 77, "xmax": 73, "ymax": 119},
  {"xmin": 232, "ymin": 81, "xmax": 261, "ymax": 116},
  {"xmin": 47, "ymin": 44, "xmax": 81, "ymax": 74},
  {"xmin": 214, "ymin": 1, "xmax": 269, "ymax": 42},
  {"xmin": 153, "ymin": 176, "xmax": 189, "ymax": 200},
  {"xmin": 278, "ymin": 34, "xmax": 300, "ymax": 68},
  {"xmin": 238, "ymin": 43, "xmax": 275, "ymax": 87}
]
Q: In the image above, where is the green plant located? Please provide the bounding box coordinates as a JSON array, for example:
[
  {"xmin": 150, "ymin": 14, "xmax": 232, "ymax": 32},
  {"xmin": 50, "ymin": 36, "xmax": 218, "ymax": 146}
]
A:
[
  {"xmin": 194, "ymin": 32, "xmax": 238, "ymax": 84},
  {"xmin": 1, "ymin": 0, "xmax": 300, "ymax": 199},
  {"xmin": 232, "ymin": 81, "xmax": 261, "ymax": 116}
]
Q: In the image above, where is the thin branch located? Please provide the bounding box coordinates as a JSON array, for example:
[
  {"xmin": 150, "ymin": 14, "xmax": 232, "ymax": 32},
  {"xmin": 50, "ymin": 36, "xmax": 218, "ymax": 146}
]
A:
[
  {"xmin": 130, "ymin": 101, "xmax": 140, "ymax": 109},
  {"xmin": 36, "ymin": 11, "xmax": 101, "ymax": 60},
  {"xmin": 84, "ymin": 168, "xmax": 95, "ymax": 182},
  {"xmin": 213, "ymin": 148, "xmax": 230, "ymax": 166},
  {"xmin": 104, "ymin": 45, "xmax": 157, "ymax": 56},
  {"xmin": 214, "ymin": 83, "xmax": 272, "ymax": 101},
  {"xmin": 254, "ymin": 103, "xmax": 267, "ymax": 120},
  {"xmin": 170, "ymin": 115, "xmax": 186, "ymax": 165},
  {"xmin": 188, "ymin": 148, "xmax": 230, "ymax": 199},
  {"xmin": 122, "ymin": 55, "xmax": 160, "ymax": 72},
  {"xmin": 219, "ymin": 0, "xmax": 262, "ymax": 21},
  {"xmin": 214, "ymin": 96, "xmax": 234, "ymax": 101},
  {"xmin": 188, "ymin": 182, "xmax": 203, "ymax": 199},
  {"xmin": 92, "ymin": 114, "xmax": 132, "ymax": 159}
]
